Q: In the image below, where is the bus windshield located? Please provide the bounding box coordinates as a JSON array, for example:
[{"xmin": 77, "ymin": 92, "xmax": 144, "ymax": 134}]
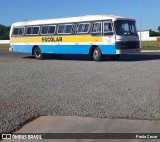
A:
[{"xmin": 114, "ymin": 20, "xmax": 138, "ymax": 36}]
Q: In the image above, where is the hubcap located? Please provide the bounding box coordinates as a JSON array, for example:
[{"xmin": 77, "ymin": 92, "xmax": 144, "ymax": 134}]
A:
[
  {"xmin": 93, "ymin": 50, "xmax": 99, "ymax": 60},
  {"xmin": 35, "ymin": 49, "xmax": 41, "ymax": 58}
]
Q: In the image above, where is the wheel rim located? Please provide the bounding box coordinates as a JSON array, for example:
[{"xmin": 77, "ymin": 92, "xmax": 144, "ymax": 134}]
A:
[
  {"xmin": 93, "ymin": 50, "xmax": 99, "ymax": 60},
  {"xmin": 35, "ymin": 49, "xmax": 41, "ymax": 58}
]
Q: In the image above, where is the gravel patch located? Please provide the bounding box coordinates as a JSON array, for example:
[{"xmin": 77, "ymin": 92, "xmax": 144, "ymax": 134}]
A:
[{"xmin": 0, "ymin": 49, "xmax": 160, "ymax": 133}]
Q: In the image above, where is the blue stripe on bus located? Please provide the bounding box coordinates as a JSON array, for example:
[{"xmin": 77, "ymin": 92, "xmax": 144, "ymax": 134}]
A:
[
  {"xmin": 11, "ymin": 44, "xmax": 116, "ymax": 54},
  {"xmin": 12, "ymin": 45, "xmax": 32, "ymax": 53}
]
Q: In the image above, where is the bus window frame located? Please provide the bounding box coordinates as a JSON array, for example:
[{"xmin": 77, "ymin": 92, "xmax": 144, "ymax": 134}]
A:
[
  {"xmin": 103, "ymin": 21, "xmax": 114, "ymax": 36},
  {"xmin": 26, "ymin": 26, "xmax": 40, "ymax": 35},
  {"xmin": 57, "ymin": 24, "xmax": 73, "ymax": 35},
  {"xmin": 12, "ymin": 26, "xmax": 25, "ymax": 36},
  {"xmin": 41, "ymin": 25, "xmax": 56, "ymax": 35},
  {"xmin": 91, "ymin": 21, "xmax": 102, "ymax": 36},
  {"xmin": 75, "ymin": 22, "xmax": 91, "ymax": 34}
]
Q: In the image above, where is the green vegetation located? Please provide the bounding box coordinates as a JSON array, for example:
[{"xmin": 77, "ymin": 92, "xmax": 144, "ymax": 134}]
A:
[
  {"xmin": 158, "ymin": 26, "xmax": 160, "ymax": 33},
  {"xmin": 141, "ymin": 41, "xmax": 160, "ymax": 50},
  {"xmin": 150, "ymin": 26, "xmax": 160, "ymax": 37},
  {"xmin": 0, "ymin": 24, "xmax": 10, "ymax": 40},
  {"xmin": 0, "ymin": 44, "xmax": 10, "ymax": 49},
  {"xmin": 150, "ymin": 30, "xmax": 159, "ymax": 37}
]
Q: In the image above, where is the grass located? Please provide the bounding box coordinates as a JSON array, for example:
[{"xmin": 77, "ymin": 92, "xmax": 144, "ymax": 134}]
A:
[
  {"xmin": 0, "ymin": 41, "xmax": 160, "ymax": 50},
  {"xmin": 0, "ymin": 44, "xmax": 10, "ymax": 49},
  {"xmin": 141, "ymin": 41, "xmax": 160, "ymax": 50}
]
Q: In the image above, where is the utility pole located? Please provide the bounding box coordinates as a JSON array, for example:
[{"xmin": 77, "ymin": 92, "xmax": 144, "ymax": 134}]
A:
[{"xmin": 140, "ymin": 0, "xmax": 142, "ymax": 48}]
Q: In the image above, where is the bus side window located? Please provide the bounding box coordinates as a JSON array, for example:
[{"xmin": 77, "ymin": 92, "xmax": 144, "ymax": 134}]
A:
[
  {"xmin": 91, "ymin": 22, "xmax": 102, "ymax": 36},
  {"xmin": 19, "ymin": 27, "xmax": 24, "ymax": 35},
  {"xmin": 65, "ymin": 25, "xmax": 73, "ymax": 34},
  {"xmin": 13, "ymin": 28, "xmax": 19, "ymax": 35},
  {"xmin": 103, "ymin": 22, "xmax": 113, "ymax": 36},
  {"xmin": 58, "ymin": 25, "xmax": 65, "ymax": 34},
  {"xmin": 48, "ymin": 25, "xmax": 56, "ymax": 34},
  {"xmin": 32, "ymin": 27, "xmax": 39, "ymax": 35},
  {"xmin": 41, "ymin": 25, "xmax": 56, "ymax": 35},
  {"xmin": 41, "ymin": 26, "xmax": 49, "ymax": 35},
  {"xmin": 26, "ymin": 27, "xmax": 32, "ymax": 35},
  {"xmin": 76, "ymin": 23, "xmax": 90, "ymax": 34},
  {"xmin": 76, "ymin": 24, "xmax": 82, "ymax": 33},
  {"xmin": 58, "ymin": 24, "xmax": 73, "ymax": 34},
  {"xmin": 26, "ymin": 26, "xmax": 39, "ymax": 35},
  {"xmin": 82, "ymin": 23, "xmax": 89, "ymax": 33},
  {"xmin": 12, "ymin": 27, "xmax": 25, "ymax": 36}
]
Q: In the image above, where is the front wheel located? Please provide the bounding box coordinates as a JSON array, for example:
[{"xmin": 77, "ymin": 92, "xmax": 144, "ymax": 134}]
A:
[
  {"xmin": 33, "ymin": 47, "xmax": 44, "ymax": 60},
  {"xmin": 92, "ymin": 47, "xmax": 102, "ymax": 61}
]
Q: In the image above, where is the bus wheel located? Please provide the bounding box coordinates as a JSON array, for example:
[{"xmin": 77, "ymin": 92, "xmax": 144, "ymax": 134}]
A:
[
  {"xmin": 92, "ymin": 47, "xmax": 102, "ymax": 61},
  {"xmin": 110, "ymin": 55, "xmax": 120, "ymax": 61},
  {"xmin": 33, "ymin": 47, "xmax": 44, "ymax": 60}
]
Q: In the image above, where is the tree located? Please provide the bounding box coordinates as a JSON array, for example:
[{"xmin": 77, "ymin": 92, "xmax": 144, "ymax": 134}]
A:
[
  {"xmin": 0, "ymin": 24, "xmax": 10, "ymax": 40},
  {"xmin": 150, "ymin": 30, "xmax": 159, "ymax": 37},
  {"xmin": 158, "ymin": 26, "xmax": 160, "ymax": 34}
]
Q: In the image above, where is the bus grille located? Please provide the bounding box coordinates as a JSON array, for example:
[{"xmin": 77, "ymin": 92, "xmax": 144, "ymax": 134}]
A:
[{"xmin": 116, "ymin": 41, "xmax": 140, "ymax": 49}]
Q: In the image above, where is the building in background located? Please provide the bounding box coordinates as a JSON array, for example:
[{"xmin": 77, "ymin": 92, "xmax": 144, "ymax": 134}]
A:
[
  {"xmin": 0, "ymin": 40, "xmax": 10, "ymax": 44},
  {"xmin": 138, "ymin": 30, "xmax": 157, "ymax": 41}
]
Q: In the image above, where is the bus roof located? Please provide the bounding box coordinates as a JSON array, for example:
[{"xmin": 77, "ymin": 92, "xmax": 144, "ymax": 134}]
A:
[{"xmin": 12, "ymin": 15, "xmax": 135, "ymax": 26}]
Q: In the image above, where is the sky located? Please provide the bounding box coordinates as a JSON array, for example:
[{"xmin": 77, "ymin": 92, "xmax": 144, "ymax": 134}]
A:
[{"xmin": 0, "ymin": 0, "xmax": 159, "ymax": 31}]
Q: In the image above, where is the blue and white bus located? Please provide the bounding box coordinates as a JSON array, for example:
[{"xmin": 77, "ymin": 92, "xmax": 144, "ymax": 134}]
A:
[{"xmin": 10, "ymin": 15, "xmax": 140, "ymax": 61}]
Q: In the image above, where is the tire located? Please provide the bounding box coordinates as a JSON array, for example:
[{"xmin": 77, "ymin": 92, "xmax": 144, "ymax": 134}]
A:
[
  {"xmin": 110, "ymin": 55, "xmax": 120, "ymax": 61},
  {"xmin": 33, "ymin": 47, "xmax": 44, "ymax": 60},
  {"xmin": 92, "ymin": 47, "xmax": 102, "ymax": 61}
]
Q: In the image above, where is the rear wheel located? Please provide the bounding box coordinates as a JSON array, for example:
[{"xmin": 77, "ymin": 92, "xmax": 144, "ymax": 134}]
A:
[
  {"xmin": 91, "ymin": 47, "xmax": 102, "ymax": 61},
  {"xmin": 33, "ymin": 47, "xmax": 44, "ymax": 60}
]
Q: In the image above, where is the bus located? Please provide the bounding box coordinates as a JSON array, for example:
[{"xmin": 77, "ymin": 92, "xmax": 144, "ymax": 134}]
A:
[{"xmin": 9, "ymin": 15, "xmax": 140, "ymax": 61}]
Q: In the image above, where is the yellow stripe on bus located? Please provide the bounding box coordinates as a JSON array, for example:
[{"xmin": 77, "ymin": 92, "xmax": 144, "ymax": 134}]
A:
[{"xmin": 10, "ymin": 35, "xmax": 103, "ymax": 43}]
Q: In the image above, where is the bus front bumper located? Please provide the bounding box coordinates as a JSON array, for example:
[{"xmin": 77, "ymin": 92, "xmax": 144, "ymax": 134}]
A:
[{"xmin": 116, "ymin": 48, "xmax": 141, "ymax": 54}]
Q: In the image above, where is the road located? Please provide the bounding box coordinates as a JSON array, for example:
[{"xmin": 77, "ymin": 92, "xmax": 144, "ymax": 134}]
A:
[{"xmin": 0, "ymin": 49, "xmax": 160, "ymax": 134}]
